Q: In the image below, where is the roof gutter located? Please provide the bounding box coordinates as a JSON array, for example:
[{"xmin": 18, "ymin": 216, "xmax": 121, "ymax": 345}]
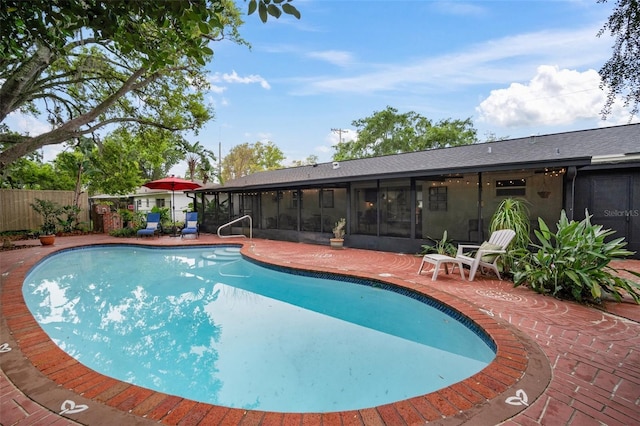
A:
[{"xmin": 591, "ymin": 153, "xmax": 640, "ymax": 164}]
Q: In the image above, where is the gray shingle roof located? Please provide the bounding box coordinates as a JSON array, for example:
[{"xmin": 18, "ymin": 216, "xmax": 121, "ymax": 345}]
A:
[{"xmin": 213, "ymin": 123, "xmax": 640, "ymax": 191}]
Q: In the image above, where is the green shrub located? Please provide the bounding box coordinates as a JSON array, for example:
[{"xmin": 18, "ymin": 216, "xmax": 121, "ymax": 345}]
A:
[
  {"xmin": 31, "ymin": 198, "xmax": 62, "ymax": 235},
  {"xmin": 129, "ymin": 211, "xmax": 146, "ymax": 230},
  {"xmin": 513, "ymin": 210, "xmax": 640, "ymax": 304},
  {"xmin": 118, "ymin": 209, "xmax": 135, "ymax": 226},
  {"xmin": 151, "ymin": 206, "xmax": 171, "ymax": 222},
  {"xmin": 58, "ymin": 205, "xmax": 81, "ymax": 233},
  {"xmin": 76, "ymin": 223, "xmax": 91, "ymax": 233},
  {"xmin": 149, "ymin": 206, "xmax": 173, "ymax": 233},
  {"xmin": 109, "ymin": 227, "xmax": 137, "ymax": 238}
]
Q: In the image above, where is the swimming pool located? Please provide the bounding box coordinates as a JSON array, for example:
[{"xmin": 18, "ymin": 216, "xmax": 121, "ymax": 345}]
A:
[{"xmin": 22, "ymin": 245, "xmax": 495, "ymax": 413}]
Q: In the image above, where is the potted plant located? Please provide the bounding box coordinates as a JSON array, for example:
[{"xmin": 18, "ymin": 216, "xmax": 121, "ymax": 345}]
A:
[
  {"xmin": 330, "ymin": 218, "xmax": 346, "ymax": 249},
  {"xmin": 31, "ymin": 198, "xmax": 62, "ymax": 245}
]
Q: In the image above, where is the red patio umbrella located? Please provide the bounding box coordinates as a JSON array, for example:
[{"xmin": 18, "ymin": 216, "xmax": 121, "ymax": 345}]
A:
[{"xmin": 143, "ymin": 176, "xmax": 201, "ymax": 235}]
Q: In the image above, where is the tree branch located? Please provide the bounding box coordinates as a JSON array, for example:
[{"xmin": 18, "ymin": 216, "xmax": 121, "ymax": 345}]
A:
[
  {"xmin": 0, "ymin": 66, "xmax": 149, "ymax": 169},
  {"xmin": 0, "ymin": 44, "xmax": 53, "ymax": 121}
]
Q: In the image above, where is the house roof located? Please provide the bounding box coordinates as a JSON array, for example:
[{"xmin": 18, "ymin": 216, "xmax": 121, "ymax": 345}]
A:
[{"xmin": 200, "ymin": 123, "xmax": 640, "ymax": 192}]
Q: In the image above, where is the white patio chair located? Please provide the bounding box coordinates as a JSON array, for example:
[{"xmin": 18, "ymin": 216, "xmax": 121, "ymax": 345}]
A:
[{"xmin": 454, "ymin": 229, "xmax": 516, "ymax": 281}]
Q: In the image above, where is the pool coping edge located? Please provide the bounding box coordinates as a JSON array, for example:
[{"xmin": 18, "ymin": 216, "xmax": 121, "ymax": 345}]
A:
[{"xmin": 1, "ymin": 241, "xmax": 552, "ymax": 425}]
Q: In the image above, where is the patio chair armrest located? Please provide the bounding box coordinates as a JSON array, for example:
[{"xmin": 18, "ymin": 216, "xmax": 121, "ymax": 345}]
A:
[
  {"xmin": 457, "ymin": 244, "xmax": 480, "ymax": 256},
  {"xmin": 477, "ymin": 248, "xmax": 506, "ymax": 259},
  {"xmin": 476, "ymin": 248, "xmax": 506, "ymax": 265},
  {"xmin": 478, "ymin": 248, "xmax": 506, "ymax": 254}
]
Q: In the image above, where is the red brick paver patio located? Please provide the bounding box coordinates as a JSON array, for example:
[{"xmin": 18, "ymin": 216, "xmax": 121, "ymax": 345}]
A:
[{"xmin": 1, "ymin": 234, "xmax": 639, "ymax": 425}]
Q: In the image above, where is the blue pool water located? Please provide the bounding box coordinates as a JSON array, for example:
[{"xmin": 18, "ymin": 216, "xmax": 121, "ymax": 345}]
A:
[{"xmin": 23, "ymin": 245, "xmax": 495, "ymax": 413}]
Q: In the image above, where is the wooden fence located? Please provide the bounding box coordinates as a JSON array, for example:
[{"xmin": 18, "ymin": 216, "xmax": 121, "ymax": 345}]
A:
[{"xmin": 0, "ymin": 189, "xmax": 90, "ymax": 232}]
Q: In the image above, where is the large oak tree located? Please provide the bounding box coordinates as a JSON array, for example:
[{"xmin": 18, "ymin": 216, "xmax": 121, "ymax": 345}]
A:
[
  {"xmin": 0, "ymin": 0, "xmax": 300, "ymax": 170},
  {"xmin": 598, "ymin": 0, "xmax": 640, "ymax": 118}
]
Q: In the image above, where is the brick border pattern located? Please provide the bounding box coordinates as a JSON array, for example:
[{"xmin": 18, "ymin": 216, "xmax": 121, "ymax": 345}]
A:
[{"xmin": 1, "ymin": 241, "xmax": 552, "ymax": 425}]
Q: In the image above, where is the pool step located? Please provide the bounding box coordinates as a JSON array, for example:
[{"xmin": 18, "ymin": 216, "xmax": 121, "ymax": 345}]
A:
[
  {"xmin": 222, "ymin": 247, "xmax": 241, "ymax": 253},
  {"xmin": 201, "ymin": 247, "xmax": 242, "ymax": 262}
]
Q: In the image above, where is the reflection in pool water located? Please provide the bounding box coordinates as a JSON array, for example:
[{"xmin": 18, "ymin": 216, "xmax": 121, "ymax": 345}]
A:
[{"xmin": 23, "ymin": 245, "xmax": 495, "ymax": 413}]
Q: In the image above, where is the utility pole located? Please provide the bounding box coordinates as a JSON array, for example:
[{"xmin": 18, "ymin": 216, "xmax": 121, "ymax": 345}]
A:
[{"xmin": 331, "ymin": 128, "xmax": 346, "ymax": 144}]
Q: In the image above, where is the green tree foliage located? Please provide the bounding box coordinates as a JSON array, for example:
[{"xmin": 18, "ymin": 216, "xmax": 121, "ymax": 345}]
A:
[
  {"xmin": 133, "ymin": 128, "xmax": 186, "ymax": 181},
  {"xmin": 80, "ymin": 127, "xmax": 187, "ymax": 195},
  {"xmin": 598, "ymin": 0, "xmax": 640, "ymax": 117},
  {"xmin": 85, "ymin": 131, "xmax": 146, "ymax": 195},
  {"xmin": 1, "ymin": 158, "xmax": 64, "ymax": 189},
  {"xmin": 256, "ymin": 141, "xmax": 286, "ymax": 171},
  {"xmin": 290, "ymin": 154, "xmax": 319, "ymax": 167},
  {"xmin": 247, "ymin": 0, "xmax": 300, "ymax": 22},
  {"xmin": 0, "ymin": 0, "xmax": 300, "ymax": 170},
  {"xmin": 221, "ymin": 141, "xmax": 284, "ymax": 182},
  {"xmin": 53, "ymin": 151, "xmax": 87, "ymax": 191},
  {"xmin": 332, "ymin": 106, "xmax": 477, "ymax": 161},
  {"xmin": 0, "ymin": 145, "xmax": 81, "ymax": 190},
  {"xmin": 183, "ymin": 141, "xmax": 217, "ymax": 183}
]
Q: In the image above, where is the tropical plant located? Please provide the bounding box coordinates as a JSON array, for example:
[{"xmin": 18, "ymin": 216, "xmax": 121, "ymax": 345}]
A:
[
  {"xmin": 333, "ymin": 218, "xmax": 346, "ymax": 239},
  {"xmin": 513, "ymin": 210, "xmax": 640, "ymax": 304},
  {"xmin": 490, "ymin": 198, "xmax": 530, "ymax": 249},
  {"xmin": 489, "ymin": 198, "xmax": 531, "ymax": 274},
  {"xmin": 183, "ymin": 141, "xmax": 216, "ymax": 183},
  {"xmin": 420, "ymin": 230, "xmax": 457, "ymax": 257},
  {"xmin": 30, "ymin": 198, "xmax": 62, "ymax": 235}
]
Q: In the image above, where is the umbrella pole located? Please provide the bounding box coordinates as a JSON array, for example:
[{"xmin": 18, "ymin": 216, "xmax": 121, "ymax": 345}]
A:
[{"xmin": 172, "ymin": 189, "xmax": 177, "ymax": 237}]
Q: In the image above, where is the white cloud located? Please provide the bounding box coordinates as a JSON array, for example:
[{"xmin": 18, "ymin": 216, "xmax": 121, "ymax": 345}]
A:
[
  {"xmin": 313, "ymin": 144, "xmax": 332, "ymax": 163},
  {"xmin": 294, "ymin": 25, "xmax": 610, "ymax": 95},
  {"xmin": 256, "ymin": 132, "xmax": 272, "ymax": 141},
  {"xmin": 209, "ymin": 85, "xmax": 227, "ymax": 94},
  {"xmin": 328, "ymin": 128, "xmax": 356, "ymax": 146},
  {"xmin": 7, "ymin": 112, "xmax": 50, "ymax": 136},
  {"xmin": 306, "ymin": 50, "xmax": 354, "ymax": 67},
  {"xmin": 210, "ymin": 70, "xmax": 271, "ymax": 90},
  {"xmin": 309, "ymin": 129, "xmax": 359, "ymax": 163},
  {"xmin": 431, "ymin": 1, "xmax": 487, "ymax": 17},
  {"xmin": 476, "ymin": 65, "xmax": 605, "ymax": 127},
  {"xmin": 476, "ymin": 65, "xmax": 639, "ymax": 127}
]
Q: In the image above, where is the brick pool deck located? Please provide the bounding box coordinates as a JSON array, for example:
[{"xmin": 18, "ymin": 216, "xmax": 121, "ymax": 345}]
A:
[{"xmin": 1, "ymin": 234, "xmax": 639, "ymax": 425}]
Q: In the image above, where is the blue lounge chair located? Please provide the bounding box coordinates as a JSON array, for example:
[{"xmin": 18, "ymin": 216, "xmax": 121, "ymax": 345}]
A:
[
  {"xmin": 137, "ymin": 212, "xmax": 161, "ymax": 238},
  {"xmin": 181, "ymin": 212, "xmax": 199, "ymax": 238}
]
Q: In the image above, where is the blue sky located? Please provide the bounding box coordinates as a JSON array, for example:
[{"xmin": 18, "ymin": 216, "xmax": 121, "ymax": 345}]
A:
[
  {"xmin": 196, "ymin": 0, "xmax": 637, "ymax": 174},
  {"xmin": 10, "ymin": 0, "xmax": 639, "ymax": 177}
]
